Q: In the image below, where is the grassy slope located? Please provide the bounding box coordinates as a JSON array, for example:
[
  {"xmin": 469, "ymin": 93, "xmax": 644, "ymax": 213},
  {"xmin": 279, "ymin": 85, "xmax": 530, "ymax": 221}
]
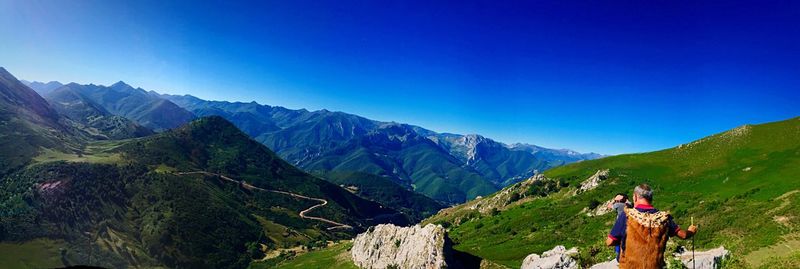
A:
[
  {"xmin": 424, "ymin": 117, "xmax": 800, "ymax": 268},
  {"xmin": 264, "ymin": 242, "xmax": 357, "ymax": 269}
]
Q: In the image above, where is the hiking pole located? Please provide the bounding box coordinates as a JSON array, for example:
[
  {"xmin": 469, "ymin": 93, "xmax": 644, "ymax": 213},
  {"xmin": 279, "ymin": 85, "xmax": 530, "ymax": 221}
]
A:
[{"xmin": 690, "ymin": 217, "xmax": 695, "ymax": 269}]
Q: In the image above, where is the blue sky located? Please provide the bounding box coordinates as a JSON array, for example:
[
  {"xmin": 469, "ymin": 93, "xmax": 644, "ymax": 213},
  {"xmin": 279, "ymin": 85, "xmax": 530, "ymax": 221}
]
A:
[{"xmin": 1, "ymin": 1, "xmax": 798, "ymax": 154}]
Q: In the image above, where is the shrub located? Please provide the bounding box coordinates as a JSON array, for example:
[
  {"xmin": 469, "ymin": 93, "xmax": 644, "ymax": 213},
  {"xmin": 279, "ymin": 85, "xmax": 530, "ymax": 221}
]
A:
[{"xmin": 587, "ymin": 199, "xmax": 601, "ymax": 210}]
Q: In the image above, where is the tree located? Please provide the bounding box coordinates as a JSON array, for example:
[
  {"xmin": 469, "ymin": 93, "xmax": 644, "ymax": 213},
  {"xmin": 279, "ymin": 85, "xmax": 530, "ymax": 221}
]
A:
[{"xmin": 246, "ymin": 241, "xmax": 264, "ymax": 260}]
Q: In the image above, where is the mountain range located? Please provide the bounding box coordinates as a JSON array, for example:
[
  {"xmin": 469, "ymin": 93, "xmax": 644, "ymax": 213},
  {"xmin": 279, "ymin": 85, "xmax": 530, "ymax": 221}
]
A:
[
  {"xmin": 43, "ymin": 84, "xmax": 154, "ymax": 140},
  {"xmin": 160, "ymin": 94, "xmax": 603, "ymax": 204},
  {"xmin": 19, "ymin": 79, "xmax": 603, "ymax": 204},
  {"xmin": 1, "ymin": 67, "xmax": 408, "ymax": 268}
]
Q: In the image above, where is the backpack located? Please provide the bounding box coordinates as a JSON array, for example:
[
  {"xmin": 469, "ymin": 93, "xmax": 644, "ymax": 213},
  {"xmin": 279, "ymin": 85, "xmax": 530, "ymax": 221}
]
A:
[{"xmin": 619, "ymin": 207, "xmax": 671, "ymax": 269}]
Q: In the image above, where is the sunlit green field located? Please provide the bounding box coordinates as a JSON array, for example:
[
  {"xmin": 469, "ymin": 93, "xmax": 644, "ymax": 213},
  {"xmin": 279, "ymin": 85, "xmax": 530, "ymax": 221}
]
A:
[
  {"xmin": 33, "ymin": 139, "xmax": 132, "ymax": 164},
  {"xmin": 0, "ymin": 239, "xmax": 66, "ymax": 269},
  {"xmin": 251, "ymin": 242, "xmax": 357, "ymax": 269}
]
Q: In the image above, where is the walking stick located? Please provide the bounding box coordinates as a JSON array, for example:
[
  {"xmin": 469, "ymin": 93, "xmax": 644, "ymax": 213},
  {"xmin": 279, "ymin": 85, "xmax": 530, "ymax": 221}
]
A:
[{"xmin": 692, "ymin": 217, "xmax": 695, "ymax": 269}]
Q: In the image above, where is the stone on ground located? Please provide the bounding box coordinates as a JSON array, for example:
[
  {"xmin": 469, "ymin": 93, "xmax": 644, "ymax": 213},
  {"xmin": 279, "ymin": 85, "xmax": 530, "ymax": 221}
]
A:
[{"xmin": 520, "ymin": 245, "xmax": 579, "ymax": 269}]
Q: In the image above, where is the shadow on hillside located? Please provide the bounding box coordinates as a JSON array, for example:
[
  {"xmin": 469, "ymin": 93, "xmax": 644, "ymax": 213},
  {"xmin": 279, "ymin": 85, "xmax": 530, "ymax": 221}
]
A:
[{"xmin": 444, "ymin": 236, "xmax": 482, "ymax": 269}]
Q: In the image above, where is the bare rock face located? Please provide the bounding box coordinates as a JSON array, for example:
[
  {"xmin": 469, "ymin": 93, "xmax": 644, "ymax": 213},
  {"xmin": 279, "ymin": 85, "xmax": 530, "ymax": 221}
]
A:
[
  {"xmin": 578, "ymin": 169, "xmax": 610, "ymax": 192},
  {"xmin": 520, "ymin": 245, "xmax": 579, "ymax": 269},
  {"xmin": 351, "ymin": 224, "xmax": 447, "ymax": 269},
  {"xmin": 675, "ymin": 246, "xmax": 729, "ymax": 269}
]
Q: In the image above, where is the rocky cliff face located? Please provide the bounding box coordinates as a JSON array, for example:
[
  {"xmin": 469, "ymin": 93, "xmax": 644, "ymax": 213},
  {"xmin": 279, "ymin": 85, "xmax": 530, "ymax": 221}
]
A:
[
  {"xmin": 351, "ymin": 224, "xmax": 448, "ymax": 269},
  {"xmin": 520, "ymin": 245, "xmax": 579, "ymax": 269}
]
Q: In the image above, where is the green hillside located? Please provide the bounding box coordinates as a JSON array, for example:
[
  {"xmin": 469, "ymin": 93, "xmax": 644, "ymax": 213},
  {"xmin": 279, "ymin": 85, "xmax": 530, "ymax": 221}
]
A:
[
  {"xmin": 0, "ymin": 117, "xmax": 407, "ymax": 269},
  {"xmin": 118, "ymin": 116, "xmax": 406, "ymax": 227},
  {"xmin": 0, "ymin": 67, "xmax": 85, "ymax": 176},
  {"xmin": 424, "ymin": 117, "xmax": 800, "ymax": 268}
]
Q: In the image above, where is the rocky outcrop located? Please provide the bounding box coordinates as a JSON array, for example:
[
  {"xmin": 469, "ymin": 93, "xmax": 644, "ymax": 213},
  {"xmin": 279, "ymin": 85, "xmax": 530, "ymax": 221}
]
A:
[
  {"xmin": 578, "ymin": 169, "xmax": 610, "ymax": 192},
  {"xmin": 520, "ymin": 245, "xmax": 579, "ymax": 269},
  {"xmin": 584, "ymin": 199, "xmax": 615, "ymax": 216},
  {"xmin": 675, "ymin": 246, "xmax": 729, "ymax": 269},
  {"xmin": 466, "ymin": 173, "xmax": 549, "ymax": 214},
  {"xmin": 351, "ymin": 224, "xmax": 447, "ymax": 269}
]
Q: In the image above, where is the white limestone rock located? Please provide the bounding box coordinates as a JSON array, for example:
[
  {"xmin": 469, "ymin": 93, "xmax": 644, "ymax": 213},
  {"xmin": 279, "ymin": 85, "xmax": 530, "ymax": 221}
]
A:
[
  {"xmin": 589, "ymin": 259, "xmax": 618, "ymax": 269},
  {"xmin": 351, "ymin": 224, "xmax": 447, "ymax": 269},
  {"xmin": 675, "ymin": 246, "xmax": 729, "ymax": 269},
  {"xmin": 520, "ymin": 245, "xmax": 579, "ymax": 269}
]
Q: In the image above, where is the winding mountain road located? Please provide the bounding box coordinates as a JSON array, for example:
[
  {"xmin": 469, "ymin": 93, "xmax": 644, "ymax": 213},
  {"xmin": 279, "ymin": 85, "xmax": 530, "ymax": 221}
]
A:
[{"xmin": 174, "ymin": 171, "xmax": 353, "ymax": 230}]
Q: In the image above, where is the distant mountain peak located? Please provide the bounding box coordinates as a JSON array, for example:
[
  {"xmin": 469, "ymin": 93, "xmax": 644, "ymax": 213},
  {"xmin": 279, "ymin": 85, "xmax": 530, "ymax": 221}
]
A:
[
  {"xmin": 110, "ymin": 80, "xmax": 133, "ymax": 90},
  {"xmin": 21, "ymin": 80, "xmax": 65, "ymax": 95}
]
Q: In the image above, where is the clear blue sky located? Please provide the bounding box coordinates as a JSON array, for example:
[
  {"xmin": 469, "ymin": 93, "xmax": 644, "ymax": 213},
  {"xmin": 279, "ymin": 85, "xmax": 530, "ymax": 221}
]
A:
[{"xmin": 1, "ymin": 1, "xmax": 798, "ymax": 154}]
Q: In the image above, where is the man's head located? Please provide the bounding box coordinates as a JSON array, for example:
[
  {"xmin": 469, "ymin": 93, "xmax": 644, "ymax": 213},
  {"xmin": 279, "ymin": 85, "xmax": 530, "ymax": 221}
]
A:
[
  {"xmin": 614, "ymin": 192, "xmax": 628, "ymax": 203},
  {"xmin": 633, "ymin": 184, "xmax": 653, "ymax": 204}
]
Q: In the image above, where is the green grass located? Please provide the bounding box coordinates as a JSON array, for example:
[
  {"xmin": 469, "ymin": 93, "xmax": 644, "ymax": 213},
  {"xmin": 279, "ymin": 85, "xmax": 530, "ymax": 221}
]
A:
[
  {"xmin": 426, "ymin": 117, "xmax": 800, "ymax": 268},
  {"xmin": 756, "ymin": 251, "xmax": 800, "ymax": 269},
  {"xmin": 745, "ymin": 233, "xmax": 800, "ymax": 267},
  {"xmin": 0, "ymin": 238, "xmax": 66, "ymax": 269},
  {"xmin": 262, "ymin": 242, "xmax": 357, "ymax": 269},
  {"xmin": 32, "ymin": 139, "xmax": 129, "ymax": 164}
]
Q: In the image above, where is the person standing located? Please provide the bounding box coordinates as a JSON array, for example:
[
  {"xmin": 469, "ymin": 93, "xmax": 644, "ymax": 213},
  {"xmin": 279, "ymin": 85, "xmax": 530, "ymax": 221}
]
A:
[
  {"xmin": 605, "ymin": 184, "xmax": 697, "ymax": 268},
  {"xmin": 608, "ymin": 193, "xmax": 632, "ymax": 261}
]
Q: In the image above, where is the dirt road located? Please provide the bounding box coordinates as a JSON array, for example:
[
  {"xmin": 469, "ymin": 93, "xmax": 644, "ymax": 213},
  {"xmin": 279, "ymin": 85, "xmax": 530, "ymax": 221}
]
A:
[{"xmin": 174, "ymin": 171, "xmax": 352, "ymax": 230}]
